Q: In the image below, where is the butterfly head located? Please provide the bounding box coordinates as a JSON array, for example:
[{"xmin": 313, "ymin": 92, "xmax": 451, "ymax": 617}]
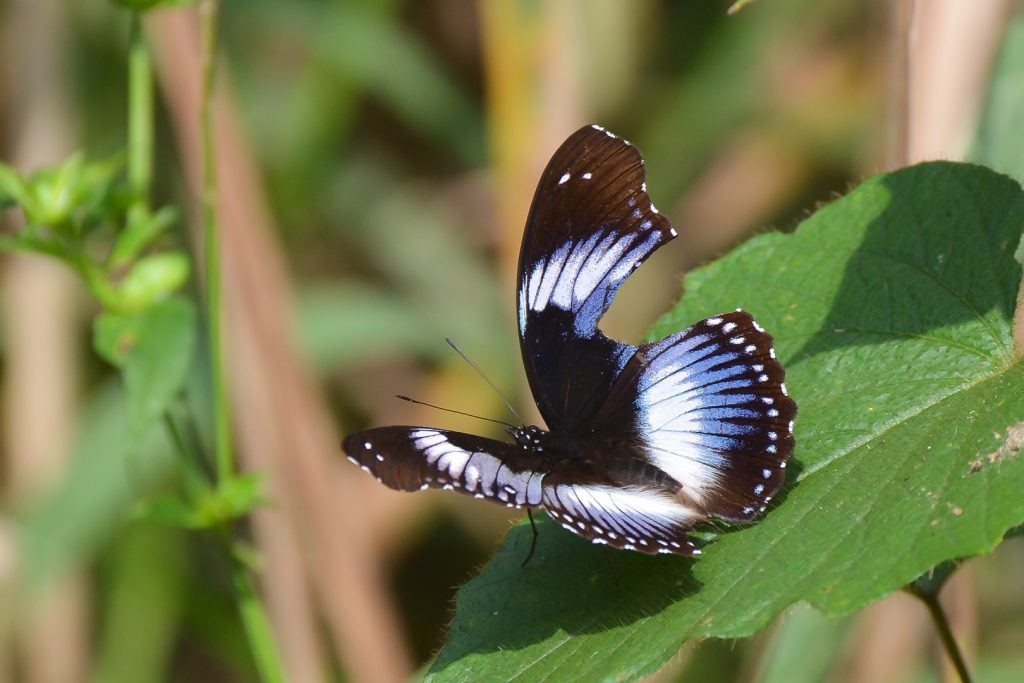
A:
[{"xmin": 507, "ymin": 424, "xmax": 546, "ymax": 453}]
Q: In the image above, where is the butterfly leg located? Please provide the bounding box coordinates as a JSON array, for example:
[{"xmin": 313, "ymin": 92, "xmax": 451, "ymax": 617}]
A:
[
  {"xmin": 521, "ymin": 509, "xmax": 539, "ymax": 568},
  {"xmin": 601, "ymin": 547, "xmax": 621, "ymax": 589}
]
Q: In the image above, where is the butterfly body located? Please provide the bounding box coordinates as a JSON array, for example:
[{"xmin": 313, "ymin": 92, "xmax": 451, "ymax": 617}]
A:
[{"xmin": 342, "ymin": 125, "xmax": 795, "ymax": 556}]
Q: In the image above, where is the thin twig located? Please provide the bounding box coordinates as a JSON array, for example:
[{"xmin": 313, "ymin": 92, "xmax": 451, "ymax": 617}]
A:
[
  {"xmin": 1013, "ymin": 278, "xmax": 1024, "ymax": 358},
  {"xmin": 907, "ymin": 583, "xmax": 974, "ymax": 683},
  {"xmin": 127, "ymin": 12, "xmax": 152, "ymax": 207},
  {"xmin": 161, "ymin": 411, "xmax": 207, "ymax": 498},
  {"xmin": 199, "ymin": 0, "xmax": 233, "ymax": 483},
  {"xmin": 147, "ymin": 11, "xmax": 411, "ymax": 679},
  {"xmin": 230, "ymin": 552, "xmax": 286, "ymax": 683},
  {"xmin": 198, "ymin": 4, "xmax": 284, "ymax": 681}
]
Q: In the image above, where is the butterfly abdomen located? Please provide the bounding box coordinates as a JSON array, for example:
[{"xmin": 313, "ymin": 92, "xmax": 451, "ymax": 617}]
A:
[{"xmin": 535, "ymin": 430, "xmax": 588, "ymax": 460}]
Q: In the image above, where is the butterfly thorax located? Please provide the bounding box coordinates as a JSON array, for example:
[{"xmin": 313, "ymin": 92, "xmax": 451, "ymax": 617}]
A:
[
  {"xmin": 505, "ymin": 421, "xmax": 687, "ymax": 503},
  {"xmin": 507, "ymin": 424, "xmax": 586, "ymax": 460},
  {"xmin": 507, "ymin": 424, "xmax": 546, "ymax": 453}
]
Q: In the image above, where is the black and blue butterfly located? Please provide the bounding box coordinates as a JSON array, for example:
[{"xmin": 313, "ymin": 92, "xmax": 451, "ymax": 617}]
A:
[{"xmin": 342, "ymin": 124, "xmax": 796, "ymax": 557}]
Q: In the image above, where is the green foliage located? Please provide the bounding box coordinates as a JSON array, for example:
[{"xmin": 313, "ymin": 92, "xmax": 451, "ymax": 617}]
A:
[
  {"xmin": 91, "ymin": 525, "xmax": 186, "ymax": 683},
  {"xmin": 297, "ymin": 283, "xmax": 441, "ymax": 371},
  {"xmin": 111, "ymin": 205, "xmax": 179, "ymax": 268},
  {"xmin": 115, "ymin": 252, "xmax": 191, "ymax": 311},
  {"xmin": 10, "ymin": 2, "xmax": 1024, "ymax": 679},
  {"xmin": 0, "ymin": 154, "xmax": 187, "ymax": 313},
  {"xmin": 973, "ymin": 9, "xmax": 1024, "ymax": 181},
  {"xmin": 18, "ymin": 385, "xmax": 176, "ymax": 592},
  {"xmin": 1, "ymin": 135, "xmax": 205, "ymax": 549},
  {"xmin": 141, "ymin": 473, "xmax": 266, "ymax": 530},
  {"xmin": 642, "ymin": 0, "xmax": 830, "ymax": 197},
  {"xmin": 756, "ymin": 605, "xmax": 848, "ymax": 683},
  {"xmin": 94, "ymin": 298, "xmax": 197, "ymax": 446},
  {"xmin": 326, "ymin": 163, "xmax": 515, "ymax": 378},
  {"xmin": 0, "ymin": 153, "xmax": 122, "ymax": 242},
  {"xmin": 428, "ymin": 162, "xmax": 1024, "ymax": 681}
]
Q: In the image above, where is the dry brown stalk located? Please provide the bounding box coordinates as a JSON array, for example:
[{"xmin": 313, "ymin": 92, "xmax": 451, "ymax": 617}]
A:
[{"xmin": 147, "ymin": 8, "xmax": 412, "ymax": 682}]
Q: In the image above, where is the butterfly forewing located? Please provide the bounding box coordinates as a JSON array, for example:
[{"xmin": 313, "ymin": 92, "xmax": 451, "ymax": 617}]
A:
[
  {"xmin": 343, "ymin": 427, "xmax": 548, "ymax": 508},
  {"xmin": 517, "ymin": 125, "xmax": 675, "ymax": 431}
]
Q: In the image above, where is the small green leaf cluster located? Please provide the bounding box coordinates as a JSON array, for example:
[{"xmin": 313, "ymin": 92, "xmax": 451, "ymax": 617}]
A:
[
  {"xmin": 0, "ymin": 154, "xmax": 188, "ymax": 314},
  {"xmin": 140, "ymin": 473, "xmax": 266, "ymax": 531},
  {"xmin": 0, "ymin": 13, "xmax": 264, "ymax": 536}
]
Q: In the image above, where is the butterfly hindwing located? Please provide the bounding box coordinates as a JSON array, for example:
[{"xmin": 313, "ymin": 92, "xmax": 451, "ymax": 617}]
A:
[
  {"xmin": 540, "ymin": 477, "xmax": 703, "ymax": 556},
  {"xmin": 625, "ymin": 310, "xmax": 797, "ymax": 522},
  {"xmin": 517, "ymin": 125, "xmax": 676, "ymax": 431}
]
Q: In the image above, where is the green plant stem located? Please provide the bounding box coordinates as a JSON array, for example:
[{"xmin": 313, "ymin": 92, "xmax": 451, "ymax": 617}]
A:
[
  {"xmin": 198, "ymin": 5, "xmax": 284, "ymax": 681},
  {"xmin": 162, "ymin": 411, "xmax": 209, "ymax": 500},
  {"xmin": 127, "ymin": 11, "xmax": 152, "ymax": 207},
  {"xmin": 907, "ymin": 583, "xmax": 974, "ymax": 683},
  {"xmin": 230, "ymin": 556, "xmax": 285, "ymax": 683},
  {"xmin": 199, "ymin": 0, "xmax": 233, "ymax": 484}
]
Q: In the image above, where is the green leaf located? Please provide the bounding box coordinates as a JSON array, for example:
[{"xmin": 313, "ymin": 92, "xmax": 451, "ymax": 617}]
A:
[
  {"xmin": 93, "ymin": 311, "xmax": 137, "ymax": 366},
  {"xmin": 139, "ymin": 473, "xmax": 265, "ymax": 530},
  {"xmin": 110, "ymin": 204, "xmax": 179, "ymax": 268},
  {"xmin": 94, "ymin": 298, "xmax": 196, "ymax": 450},
  {"xmin": 296, "ymin": 283, "xmax": 441, "ymax": 371},
  {"xmin": 0, "ymin": 161, "xmax": 31, "ymax": 209},
  {"xmin": 24, "ymin": 152, "xmax": 121, "ymax": 233},
  {"xmin": 113, "ymin": 251, "xmax": 191, "ymax": 313},
  {"xmin": 194, "ymin": 473, "xmax": 267, "ymax": 528},
  {"xmin": 972, "ymin": 8, "xmax": 1024, "ymax": 182},
  {"xmin": 90, "ymin": 524, "xmax": 185, "ymax": 683},
  {"xmin": 0, "ymin": 232, "xmax": 74, "ymax": 261},
  {"xmin": 136, "ymin": 494, "xmax": 202, "ymax": 528},
  {"xmin": 428, "ymin": 162, "xmax": 1024, "ymax": 681},
  {"xmin": 313, "ymin": 3, "xmax": 484, "ymax": 165},
  {"xmin": 123, "ymin": 299, "xmax": 195, "ymax": 449},
  {"xmin": 17, "ymin": 383, "xmax": 176, "ymax": 592}
]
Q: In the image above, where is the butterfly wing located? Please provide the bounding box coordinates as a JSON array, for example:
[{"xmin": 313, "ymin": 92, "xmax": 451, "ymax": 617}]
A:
[
  {"xmin": 539, "ymin": 472, "xmax": 705, "ymax": 556},
  {"xmin": 517, "ymin": 125, "xmax": 675, "ymax": 432},
  {"xmin": 345, "ymin": 426, "xmax": 708, "ymax": 556},
  {"xmin": 538, "ymin": 310, "xmax": 795, "ymax": 554},
  {"xmin": 619, "ymin": 309, "xmax": 797, "ymax": 522},
  {"xmin": 342, "ymin": 427, "xmax": 547, "ymax": 508}
]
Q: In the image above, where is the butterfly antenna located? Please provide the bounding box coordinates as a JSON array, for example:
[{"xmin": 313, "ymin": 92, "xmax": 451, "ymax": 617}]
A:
[
  {"xmin": 445, "ymin": 337, "xmax": 522, "ymax": 422},
  {"xmin": 395, "ymin": 395, "xmax": 515, "ymax": 429}
]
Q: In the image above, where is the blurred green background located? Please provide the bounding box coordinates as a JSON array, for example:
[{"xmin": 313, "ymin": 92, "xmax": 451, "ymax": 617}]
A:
[{"xmin": 1, "ymin": 0, "xmax": 1022, "ymax": 681}]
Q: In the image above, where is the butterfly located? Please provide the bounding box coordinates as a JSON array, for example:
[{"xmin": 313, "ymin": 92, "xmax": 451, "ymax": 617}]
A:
[{"xmin": 342, "ymin": 124, "xmax": 795, "ymax": 557}]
